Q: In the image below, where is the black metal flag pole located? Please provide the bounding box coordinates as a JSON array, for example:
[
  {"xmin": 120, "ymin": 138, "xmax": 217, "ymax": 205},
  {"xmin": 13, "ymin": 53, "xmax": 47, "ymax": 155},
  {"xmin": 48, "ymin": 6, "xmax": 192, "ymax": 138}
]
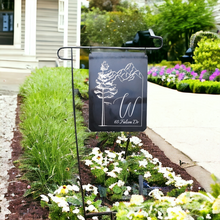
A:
[
  {"xmin": 70, "ymin": 48, "xmax": 86, "ymax": 217},
  {"xmin": 57, "ymin": 29, "xmax": 163, "ymax": 219}
]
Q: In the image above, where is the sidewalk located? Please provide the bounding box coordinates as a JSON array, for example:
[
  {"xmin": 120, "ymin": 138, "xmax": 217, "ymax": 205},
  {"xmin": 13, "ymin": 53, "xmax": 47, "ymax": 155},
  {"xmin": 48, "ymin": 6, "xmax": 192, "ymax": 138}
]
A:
[
  {"xmin": 0, "ymin": 68, "xmax": 31, "ymax": 94},
  {"xmin": 145, "ymin": 82, "xmax": 220, "ymax": 191}
]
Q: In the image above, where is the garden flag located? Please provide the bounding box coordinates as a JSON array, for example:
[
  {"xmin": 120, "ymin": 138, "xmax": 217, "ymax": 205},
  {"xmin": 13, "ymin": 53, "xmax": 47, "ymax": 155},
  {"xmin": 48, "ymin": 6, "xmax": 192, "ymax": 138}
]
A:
[{"xmin": 89, "ymin": 52, "xmax": 148, "ymax": 131}]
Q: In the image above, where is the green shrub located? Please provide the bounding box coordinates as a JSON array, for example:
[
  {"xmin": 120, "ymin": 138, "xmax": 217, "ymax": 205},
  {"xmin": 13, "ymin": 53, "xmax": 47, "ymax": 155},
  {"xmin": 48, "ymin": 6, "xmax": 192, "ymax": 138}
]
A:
[
  {"xmin": 191, "ymin": 38, "xmax": 220, "ymax": 72},
  {"xmin": 190, "ymin": 30, "xmax": 220, "ymax": 49},
  {"xmin": 158, "ymin": 60, "xmax": 182, "ymax": 68},
  {"xmin": 176, "ymin": 79, "xmax": 220, "ymax": 94},
  {"xmin": 210, "ymin": 174, "xmax": 220, "ymax": 198}
]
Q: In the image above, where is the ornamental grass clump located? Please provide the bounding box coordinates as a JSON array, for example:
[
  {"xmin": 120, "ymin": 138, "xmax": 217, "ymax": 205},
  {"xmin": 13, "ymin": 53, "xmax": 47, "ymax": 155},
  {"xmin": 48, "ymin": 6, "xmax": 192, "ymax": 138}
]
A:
[{"xmin": 19, "ymin": 67, "xmax": 90, "ymax": 197}]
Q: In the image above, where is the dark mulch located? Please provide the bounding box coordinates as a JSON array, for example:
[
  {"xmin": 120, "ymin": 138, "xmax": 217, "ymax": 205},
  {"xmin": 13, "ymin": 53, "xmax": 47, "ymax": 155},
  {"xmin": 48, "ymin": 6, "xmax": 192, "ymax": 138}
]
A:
[{"xmin": 5, "ymin": 96, "xmax": 203, "ymax": 219}]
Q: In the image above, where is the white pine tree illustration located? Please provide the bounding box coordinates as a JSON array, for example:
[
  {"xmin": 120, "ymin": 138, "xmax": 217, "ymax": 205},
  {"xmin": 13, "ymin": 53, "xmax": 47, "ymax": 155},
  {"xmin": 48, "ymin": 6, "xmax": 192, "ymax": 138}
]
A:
[{"xmin": 94, "ymin": 61, "xmax": 118, "ymax": 126}]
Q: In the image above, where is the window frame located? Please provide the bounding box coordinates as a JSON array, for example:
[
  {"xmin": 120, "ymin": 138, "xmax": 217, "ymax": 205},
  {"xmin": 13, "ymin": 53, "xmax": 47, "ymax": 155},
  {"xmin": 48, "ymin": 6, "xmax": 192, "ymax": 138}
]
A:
[{"xmin": 58, "ymin": 0, "xmax": 64, "ymax": 32}]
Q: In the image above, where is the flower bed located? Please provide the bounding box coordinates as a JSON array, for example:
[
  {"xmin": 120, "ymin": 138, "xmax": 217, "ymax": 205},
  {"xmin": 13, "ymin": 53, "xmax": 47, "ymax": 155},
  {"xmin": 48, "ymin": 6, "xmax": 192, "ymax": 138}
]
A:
[
  {"xmin": 40, "ymin": 134, "xmax": 220, "ymax": 219},
  {"xmin": 148, "ymin": 64, "xmax": 220, "ymax": 94}
]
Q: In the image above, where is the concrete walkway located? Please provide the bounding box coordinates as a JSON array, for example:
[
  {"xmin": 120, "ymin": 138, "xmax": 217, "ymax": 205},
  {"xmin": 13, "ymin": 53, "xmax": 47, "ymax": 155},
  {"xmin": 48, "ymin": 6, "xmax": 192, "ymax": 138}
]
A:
[
  {"xmin": 145, "ymin": 82, "xmax": 220, "ymax": 191},
  {"xmin": 0, "ymin": 68, "xmax": 31, "ymax": 94}
]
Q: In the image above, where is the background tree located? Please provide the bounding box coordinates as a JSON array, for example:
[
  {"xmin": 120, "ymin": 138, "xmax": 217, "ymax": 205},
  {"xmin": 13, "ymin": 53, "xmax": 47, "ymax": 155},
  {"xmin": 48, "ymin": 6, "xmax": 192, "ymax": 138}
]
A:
[
  {"xmin": 89, "ymin": 0, "xmax": 120, "ymax": 11},
  {"xmin": 82, "ymin": 6, "xmax": 147, "ymax": 47},
  {"xmin": 146, "ymin": 0, "xmax": 218, "ymax": 60}
]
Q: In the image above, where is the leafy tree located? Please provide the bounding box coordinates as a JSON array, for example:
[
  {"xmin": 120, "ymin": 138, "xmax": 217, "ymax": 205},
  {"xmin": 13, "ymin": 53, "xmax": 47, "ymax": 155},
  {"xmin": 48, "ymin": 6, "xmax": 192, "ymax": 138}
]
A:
[
  {"xmin": 146, "ymin": 0, "xmax": 218, "ymax": 60},
  {"xmin": 82, "ymin": 7, "xmax": 147, "ymax": 47},
  {"xmin": 89, "ymin": 0, "xmax": 120, "ymax": 11}
]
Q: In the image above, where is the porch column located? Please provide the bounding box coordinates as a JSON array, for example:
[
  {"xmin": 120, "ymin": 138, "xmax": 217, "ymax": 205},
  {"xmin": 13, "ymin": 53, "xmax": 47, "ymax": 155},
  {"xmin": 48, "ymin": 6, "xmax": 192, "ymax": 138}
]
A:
[
  {"xmin": 14, "ymin": 0, "xmax": 21, "ymax": 48},
  {"xmin": 24, "ymin": 0, "xmax": 37, "ymax": 56}
]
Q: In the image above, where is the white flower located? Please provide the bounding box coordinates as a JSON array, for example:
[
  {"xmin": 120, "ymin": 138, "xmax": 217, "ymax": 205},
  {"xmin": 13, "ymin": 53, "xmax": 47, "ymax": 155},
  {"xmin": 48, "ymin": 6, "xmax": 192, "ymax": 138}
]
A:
[
  {"xmin": 86, "ymin": 204, "xmax": 98, "ymax": 212},
  {"xmin": 126, "ymin": 186, "xmax": 132, "ymax": 191},
  {"xmin": 77, "ymin": 215, "xmax": 85, "ymax": 220},
  {"xmin": 105, "ymin": 150, "xmax": 116, "ymax": 158},
  {"xmin": 90, "ymin": 147, "xmax": 100, "ymax": 155},
  {"xmin": 85, "ymin": 160, "xmax": 93, "ymax": 166},
  {"xmin": 72, "ymin": 208, "xmax": 80, "ymax": 214},
  {"xmin": 109, "ymin": 183, "xmax": 117, "ymax": 190},
  {"xmin": 92, "ymin": 153, "xmax": 103, "ymax": 165},
  {"xmin": 86, "ymin": 200, "xmax": 92, "ymax": 205},
  {"xmin": 144, "ymin": 171, "xmax": 151, "ymax": 179},
  {"xmin": 160, "ymin": 196, "xmax": 176, "ymax": 206},
  {"xmin": 116, "ymin": 152, "xmax": 125, "ymax": 160},
  {"xmin": 66, "ymin": 184, "xmax": 79, "ymax": 192},
  {"xmin": 130, "ymin": 195, "xmax": 144, "ymax": 205},
  {"xmin": 139, "ymin": 159, "xmax": 148, "ymax": 168},
  {"xmin": 116, "ymin": 139, "xmax": 121, "ymax": 144},
  {"xmin": 62, "ymin": 205, "xmax": 70, "ymax": 212},
  {"xmin": 157, "ymin": 211, "xmax": 163, "ymax": 219},
  {"xmin": 167, "ymin": 206, "xmax": 187, "ymax": 219},
  {"xmin": 124, "ymin": 190, "xmax": 129, "ymax": 196},
  {"xmin": 107, "ymin": 171, "xmax": 117, "ymax": 178},
  {"xmin": 83, "ymin": 184, "xmax": 98, "ymax": 195},
  {"xmin": 130, "ymin": 136, "xmax": 142, "ymax": 146},
  {"xmin": 117, "ymin": 134, "xmax": 128, "ymax": 142},
  {"xmin": 92, "ymin": 217, "xmax": 98, "ymax": 220},
  {"xmin": 206, "ymin": 214, "xmax": 212, "ymax": 219},
  {"xmin": 113, "ymin": 202, "xmax": 120, "ymax": 207},
  {"xmin": 113, "ymin": 166, "xmax": 123, "ymax": 173},
  {"xmin": 152, "ymin": 158, "xmax": 160, "ymax": 165},
  {"xmin": 140, "ymin": 149, "xmax": 153, "ymax": 159},
  {"xmin": 54, "ymin": 185, "xmax": 68, "ymax": 194},
  {"xmin": 103, "ymin": 167, "xmax": 108, "ymax": 172},
  {"xmin": 148, "ymin": 189, "xmax": 164, "ymax": 200},
  {"xmin": 40, "ymin": 195, "xmax": 49, "ymax": 203},
  {"xmin": 117, "ymin": 180, "xmax": 125, "ymax": 187}
]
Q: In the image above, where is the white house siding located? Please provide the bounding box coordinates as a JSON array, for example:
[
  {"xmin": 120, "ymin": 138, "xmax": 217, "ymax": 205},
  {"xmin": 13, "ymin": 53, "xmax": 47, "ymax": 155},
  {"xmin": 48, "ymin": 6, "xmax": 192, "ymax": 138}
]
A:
[
  {"xmin": 36, "ymin": 0, "xmax": 63, "ymax": 65},
  {"xmin": 36, "ymin": 0, "xmax": 79, "ymax": 67}
]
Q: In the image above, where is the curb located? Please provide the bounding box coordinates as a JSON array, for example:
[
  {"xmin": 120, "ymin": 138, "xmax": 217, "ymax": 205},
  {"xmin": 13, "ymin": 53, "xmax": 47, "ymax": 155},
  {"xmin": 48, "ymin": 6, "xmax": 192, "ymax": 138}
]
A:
[{"xmin": 144, "ymin": 127, "xmax": 215, "ymax": 192}]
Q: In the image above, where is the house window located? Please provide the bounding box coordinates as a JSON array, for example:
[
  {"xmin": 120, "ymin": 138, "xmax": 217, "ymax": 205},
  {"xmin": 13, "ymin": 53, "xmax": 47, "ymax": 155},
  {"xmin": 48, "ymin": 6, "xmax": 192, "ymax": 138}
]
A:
[{"xmin": 58, "ymin": 0, "xmax": 64, "ymax": 31}]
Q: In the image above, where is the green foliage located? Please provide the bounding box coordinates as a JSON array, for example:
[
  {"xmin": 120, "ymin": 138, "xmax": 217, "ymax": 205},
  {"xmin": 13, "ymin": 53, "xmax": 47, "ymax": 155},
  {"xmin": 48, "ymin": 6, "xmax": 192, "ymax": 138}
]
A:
[
  {"xmin": 167, "ymin": 186, "xmax": 187, "ymax": 197},
  {"xmin": 190, "ymin": 30, "xmax": 220, "ymax": 49},
  {"xmin": 98, "ymin": 131, "xmax": 121, "ymax": 147},
  {"xmin": 211, "ymin": 174, "xmax": 220, "ymax": 198},
  {"xmin": 82, "ymin": 7, "xmax": 147, "ymax": 46},
  {"xmin": 73, "ymin": 69, "xmax": 89, "ymax": 99},
  {"xmin": 147, "ymin": 0, "xmax": 217, "ymax": 60},
  {"xmin": 177, "ymin": 79, "xmax": 220, "ymax": 94},
  {"xmin": 191, "ymin": 38, "xmax": 220, "ymax": 72},
  {"xmin": 158, "ymin": 60, "xmax": 182, "ymax": 68},
  {"xmin": 19, "ymin": 67, "xmax": 90, "ymax": 197}
]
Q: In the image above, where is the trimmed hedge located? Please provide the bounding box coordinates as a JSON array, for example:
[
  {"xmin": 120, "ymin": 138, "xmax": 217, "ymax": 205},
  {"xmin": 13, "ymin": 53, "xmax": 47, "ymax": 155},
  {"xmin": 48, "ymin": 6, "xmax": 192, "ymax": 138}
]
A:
[{"xmin": 176, "ymin": 80, "xmax": 220, "ymax": 94}]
